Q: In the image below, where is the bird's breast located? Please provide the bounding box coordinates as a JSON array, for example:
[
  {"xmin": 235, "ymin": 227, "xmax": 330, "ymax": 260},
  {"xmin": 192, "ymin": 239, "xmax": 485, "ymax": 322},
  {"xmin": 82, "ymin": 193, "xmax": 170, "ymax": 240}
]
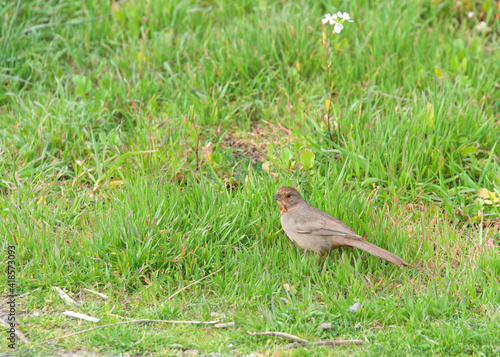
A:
[{"xmin": 280, "ymin": 213, "xmax": 330, "ymax": 254}]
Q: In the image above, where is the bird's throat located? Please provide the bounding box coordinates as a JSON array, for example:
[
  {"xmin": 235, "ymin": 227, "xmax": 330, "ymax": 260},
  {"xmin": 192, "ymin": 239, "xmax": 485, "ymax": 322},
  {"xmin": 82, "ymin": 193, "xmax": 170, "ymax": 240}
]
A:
[{"xmin": 277, "ymin": 201, "xmax": 288, "ymax": 214}]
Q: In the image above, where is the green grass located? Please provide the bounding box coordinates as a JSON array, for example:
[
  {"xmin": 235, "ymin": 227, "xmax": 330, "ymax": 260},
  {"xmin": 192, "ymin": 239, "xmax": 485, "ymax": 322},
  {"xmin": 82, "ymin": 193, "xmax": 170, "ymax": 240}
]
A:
[{"xmin": 1, "ymin": 0, "xmax": 500, "ymax": 355}]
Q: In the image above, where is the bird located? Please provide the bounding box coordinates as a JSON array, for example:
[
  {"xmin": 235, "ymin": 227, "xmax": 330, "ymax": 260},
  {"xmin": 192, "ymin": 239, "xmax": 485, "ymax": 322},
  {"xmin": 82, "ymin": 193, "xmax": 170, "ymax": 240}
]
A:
[{"xmin": 272, "ymin": 186, "xmax": 408, "ymax": 267}]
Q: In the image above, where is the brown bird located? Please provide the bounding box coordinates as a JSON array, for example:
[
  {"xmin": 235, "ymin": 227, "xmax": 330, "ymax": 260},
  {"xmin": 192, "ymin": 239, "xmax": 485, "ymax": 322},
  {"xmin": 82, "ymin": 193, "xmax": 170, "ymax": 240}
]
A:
[{"xmin": 272, "ymin": 187, "xmax": 408, "ymax": 267}]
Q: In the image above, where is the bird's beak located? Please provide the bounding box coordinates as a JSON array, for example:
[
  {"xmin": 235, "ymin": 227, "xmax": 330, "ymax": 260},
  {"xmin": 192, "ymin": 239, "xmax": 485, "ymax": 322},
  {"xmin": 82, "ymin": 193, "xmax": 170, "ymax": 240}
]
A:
[{"xmin": 272, "ymin": 193, "xmax": 280, "ymax": 200}]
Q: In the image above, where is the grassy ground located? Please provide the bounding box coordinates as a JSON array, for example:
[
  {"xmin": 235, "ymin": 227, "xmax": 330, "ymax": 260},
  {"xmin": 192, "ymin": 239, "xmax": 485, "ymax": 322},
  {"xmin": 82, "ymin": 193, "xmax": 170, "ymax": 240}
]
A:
[{"xmin": 1, "ymin": 0, "xmax": 500, "ymax": 355}]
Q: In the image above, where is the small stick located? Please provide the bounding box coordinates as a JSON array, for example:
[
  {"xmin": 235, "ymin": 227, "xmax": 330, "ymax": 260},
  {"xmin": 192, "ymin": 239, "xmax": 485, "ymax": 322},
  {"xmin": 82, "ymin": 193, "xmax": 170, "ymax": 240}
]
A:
[
  {"xmin": 52, "ymin": 286, "xmax": 77, "ymax": 305},
  {"xmin": 247, "ymin": 331, "xmax": 364, "ymax": 348},
  {"xmin": 38, "ymin": 319, "xmax": 220, "ymax": 345},
  {"xmin": 16, "ymin": 287, "xmax": 42, "ymax": 299},
  {"xmin": 83, "ymin": 288, "xmax": 108, "ymax": 299},
  {"xmin": 0, "ymin": 319, "xmax": 29, "ymax": 343},
  {"xmin": 286, "ymin": 340, "xmax": 365, "ymax": 349},
  {"xmin": 109, "ymin": 305, "xmax": 125, "ymax": 319},
  {"xmin": 62, "ymin": 311, "xmax": 100, "ymax": 323},
  {"xmin": 247, "ymin": 331, "xmax": 309, "ymax": 344},
  {"xmin": 419, "ymin": 334, "xmax": 439, "ymax": 345},
  {"xmin": 164, "ymin": 267, "xmax": 223, "ymax": 303}
]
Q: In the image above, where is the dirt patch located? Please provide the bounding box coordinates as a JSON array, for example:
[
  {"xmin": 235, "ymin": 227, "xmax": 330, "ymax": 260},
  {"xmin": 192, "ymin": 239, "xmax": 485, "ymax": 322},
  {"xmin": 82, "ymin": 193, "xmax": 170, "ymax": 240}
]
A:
[
  {"xmin": 221, "ymin": 129, "xmax": 269, "ymax": 164},
  {"xmin": 51, "ymin": 352, "xmax": 116, "ymax": 357}
]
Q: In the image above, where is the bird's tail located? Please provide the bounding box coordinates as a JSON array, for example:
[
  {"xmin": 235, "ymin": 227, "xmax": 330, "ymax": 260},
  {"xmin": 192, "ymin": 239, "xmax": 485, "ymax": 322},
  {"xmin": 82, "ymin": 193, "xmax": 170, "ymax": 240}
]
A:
[{"xmin": 346, "ymin": 238, "xmax": 408, "ymax": 267}]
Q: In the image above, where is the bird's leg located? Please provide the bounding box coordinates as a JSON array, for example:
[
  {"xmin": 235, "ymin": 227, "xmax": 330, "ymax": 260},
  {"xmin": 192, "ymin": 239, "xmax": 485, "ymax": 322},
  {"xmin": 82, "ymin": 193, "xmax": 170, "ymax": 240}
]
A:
[{"xmin": 318, "ymin": 252, "xmax": 329, "ymax": 274}]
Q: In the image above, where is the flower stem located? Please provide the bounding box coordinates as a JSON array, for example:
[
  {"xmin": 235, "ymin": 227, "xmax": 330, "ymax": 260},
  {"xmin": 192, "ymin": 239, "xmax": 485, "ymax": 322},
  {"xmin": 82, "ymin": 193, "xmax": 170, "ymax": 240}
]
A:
[{"xmin": 325, "ymin": 29, "xmax": 336, "ymax": 143}]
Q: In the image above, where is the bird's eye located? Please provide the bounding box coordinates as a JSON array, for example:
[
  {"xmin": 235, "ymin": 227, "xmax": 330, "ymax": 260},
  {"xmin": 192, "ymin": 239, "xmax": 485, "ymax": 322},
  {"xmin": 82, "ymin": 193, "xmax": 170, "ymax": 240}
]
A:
[{"xmin": 287, "ymin": 194, "xmax": 291, "ymax": 198}]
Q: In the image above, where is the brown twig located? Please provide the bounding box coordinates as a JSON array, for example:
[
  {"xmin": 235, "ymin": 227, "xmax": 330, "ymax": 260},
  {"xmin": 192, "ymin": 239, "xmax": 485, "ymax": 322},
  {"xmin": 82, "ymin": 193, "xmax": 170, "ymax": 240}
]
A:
[
  {"xmin": 0, "ymin": 319, "xmax": 29, "ymax": 344},
  {"xmin": 247, "ymin": 331, "xmax": 309, "ymax": 343},
  {"xmin": 38, "ymin": 319, "xmax": 220, "ymax": 345},
  {"xmin": 247, "ymin": 330, "xmax": 364, "ymax": 349},
  {"xmin": 286, "ymin": 340, "xmax": 365, "ymax": 349},
  {"xmin": 164, "ymin": 267, "xmax": 224, "ymax": 303},
  {"xmin": 83, "ymin": 288, "xmax": 108, "ymax": 300}
]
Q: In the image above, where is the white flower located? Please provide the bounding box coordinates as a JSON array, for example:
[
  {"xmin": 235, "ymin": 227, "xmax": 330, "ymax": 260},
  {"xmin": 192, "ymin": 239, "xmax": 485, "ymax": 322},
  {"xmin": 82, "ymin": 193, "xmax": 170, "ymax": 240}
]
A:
[
  {"xmin": 467, "ymin": 12, "xmax": 475, "ymax": 19},
  {"xmin": 342, "ymin": 12, "xmax": 354, "ymax": 22},
  {"xmin": 334, "ymin": 23, "xmax": 344, "ymax": 34},
  {"xmin": 336, "ymin": 11, "xmax": 354, "ymax": 22},
  {"xmin": 321, "ymin": 13, "xmax": 337, "ymax": 25},
  {"xmin": 476, "ymin": 21, "xmax": 491, "ymax": 33}
]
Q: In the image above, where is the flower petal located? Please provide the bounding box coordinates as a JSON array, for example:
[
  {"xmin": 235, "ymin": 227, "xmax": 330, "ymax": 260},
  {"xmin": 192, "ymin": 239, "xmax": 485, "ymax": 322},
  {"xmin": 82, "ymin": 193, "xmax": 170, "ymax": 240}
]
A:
[
  {"xmin": 343, "ymin": 12, "xmax": 350, "ymax": 19},
  {"xmin": 334, "ymin": 23, "xmax": 344, "ymax": 33},
  {"xmin": 337, "ymin": 11, "xmax": 343, "ymax": 18},
  {"xmin": 322, "ymin": 14, "xmax": 332, "ymax": 24}
]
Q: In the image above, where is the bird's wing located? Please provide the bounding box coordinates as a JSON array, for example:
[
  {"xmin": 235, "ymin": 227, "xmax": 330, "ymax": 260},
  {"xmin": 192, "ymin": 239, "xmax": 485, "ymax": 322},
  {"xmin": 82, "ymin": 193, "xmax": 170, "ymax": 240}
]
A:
[{"xmin": 295, "ymin": 217, "xmax": 356, "ymax": 236}]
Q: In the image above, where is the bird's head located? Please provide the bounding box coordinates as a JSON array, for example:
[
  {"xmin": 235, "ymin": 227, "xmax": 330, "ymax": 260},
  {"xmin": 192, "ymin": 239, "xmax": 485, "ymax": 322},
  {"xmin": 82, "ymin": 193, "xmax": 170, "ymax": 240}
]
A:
[{"xmin": 272, "ymin": 186, "xmax": 304, "ymax": 213}]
